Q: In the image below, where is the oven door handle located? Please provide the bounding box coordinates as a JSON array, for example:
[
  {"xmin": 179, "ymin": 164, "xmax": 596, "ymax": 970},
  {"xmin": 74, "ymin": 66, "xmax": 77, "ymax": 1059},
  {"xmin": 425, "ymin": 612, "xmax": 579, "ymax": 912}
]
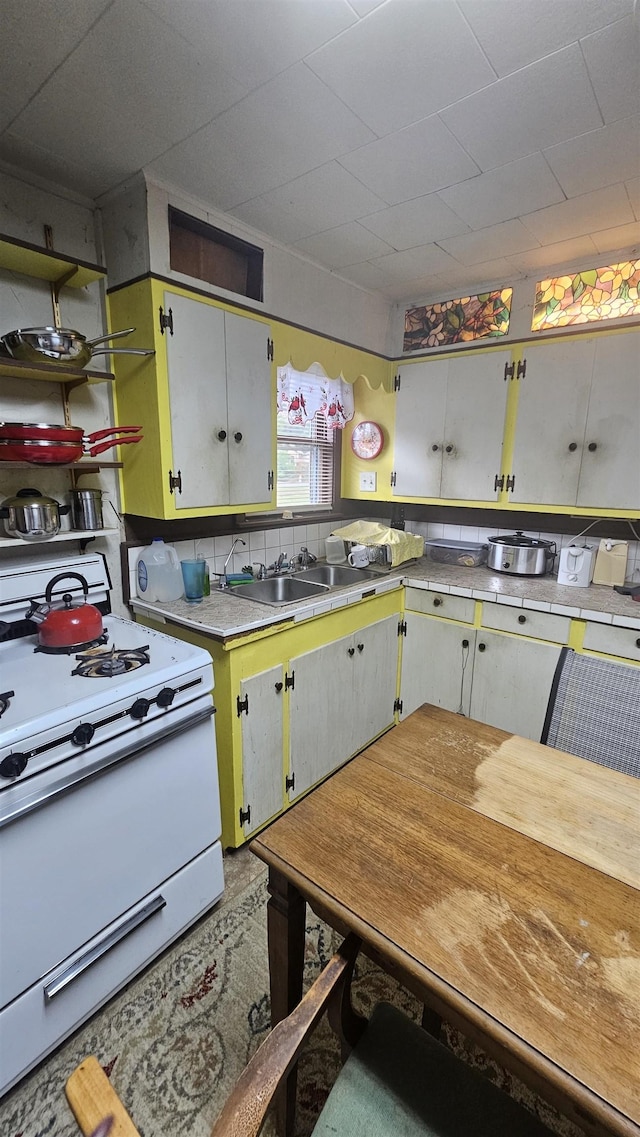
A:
[
  {"xmin": 43, "ymin": 893, "xmax": 167, "ymax": 1001},
  {"xmin": 0, "ymin": 704, "xmax": 215, "ymax": 830}
]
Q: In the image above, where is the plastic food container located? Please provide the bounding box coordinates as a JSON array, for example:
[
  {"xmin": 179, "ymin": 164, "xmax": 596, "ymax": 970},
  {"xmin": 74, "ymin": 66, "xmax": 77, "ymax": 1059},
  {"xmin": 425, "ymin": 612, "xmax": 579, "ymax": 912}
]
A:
[{"xmin": 425, "ymin": 538, "xmax": 488, "ymax": 567}]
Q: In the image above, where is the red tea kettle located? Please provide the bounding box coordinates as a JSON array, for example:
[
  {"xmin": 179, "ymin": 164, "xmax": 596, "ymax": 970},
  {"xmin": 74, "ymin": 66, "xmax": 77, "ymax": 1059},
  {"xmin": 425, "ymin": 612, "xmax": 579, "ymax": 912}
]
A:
[{"xmin": 27, "ymin": 572, "xmax": 104, "ymax": 649}]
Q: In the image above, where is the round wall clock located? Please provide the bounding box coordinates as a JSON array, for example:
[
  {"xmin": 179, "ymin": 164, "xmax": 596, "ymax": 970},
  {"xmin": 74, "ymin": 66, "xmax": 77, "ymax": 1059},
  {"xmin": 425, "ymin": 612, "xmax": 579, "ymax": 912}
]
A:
[{"xmin": 351, "ymin": 420, "xmax": 384, "ymax": 460}]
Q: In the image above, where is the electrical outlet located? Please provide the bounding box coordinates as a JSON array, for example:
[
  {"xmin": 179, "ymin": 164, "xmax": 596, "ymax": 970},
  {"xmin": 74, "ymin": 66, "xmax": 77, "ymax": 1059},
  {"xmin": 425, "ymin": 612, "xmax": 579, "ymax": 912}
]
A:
[{"xmin": 359, "ymin": 471, "xmax": 377, "ymax": 492}]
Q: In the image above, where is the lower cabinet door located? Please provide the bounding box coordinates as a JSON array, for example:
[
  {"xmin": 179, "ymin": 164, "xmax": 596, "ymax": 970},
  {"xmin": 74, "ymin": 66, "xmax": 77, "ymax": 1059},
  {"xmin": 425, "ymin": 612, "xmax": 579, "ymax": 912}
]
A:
[
  {"xmin": 469, "ymin": 630, "xmax": 561, "ymax": 741},
  {"xmin": 288, "ymin": 635, "xmax": 353, "ymax": 800},
  {"xmin": 239, "ymin": 666, "xmax": 284, "ymax": 836},
  {"xmin": 349, "ymin": 615, "xmax": 399, "ymax": 754},
  {"xmin": 400, "ymin": 614, "xmax": 474, "ymax": 719}
]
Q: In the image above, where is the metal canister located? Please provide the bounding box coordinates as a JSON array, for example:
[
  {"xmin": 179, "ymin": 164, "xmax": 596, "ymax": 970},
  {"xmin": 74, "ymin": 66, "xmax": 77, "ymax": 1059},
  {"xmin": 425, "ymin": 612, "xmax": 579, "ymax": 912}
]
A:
[{"xmin": 69, "ymin": 488, "xmax": 104, "ymax": 531}]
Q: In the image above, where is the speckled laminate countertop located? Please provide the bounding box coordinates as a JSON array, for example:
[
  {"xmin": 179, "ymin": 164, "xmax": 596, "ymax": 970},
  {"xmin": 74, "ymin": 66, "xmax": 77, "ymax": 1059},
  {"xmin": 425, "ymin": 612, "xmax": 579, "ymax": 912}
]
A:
[{"xmin": 130, "ymin": 557, "xmax": 640, "ymax": 641}]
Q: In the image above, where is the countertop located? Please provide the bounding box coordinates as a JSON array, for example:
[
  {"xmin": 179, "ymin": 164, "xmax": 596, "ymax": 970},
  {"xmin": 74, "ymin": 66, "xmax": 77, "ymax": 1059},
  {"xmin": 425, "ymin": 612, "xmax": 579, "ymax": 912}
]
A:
[{"xmin": 130, "ymin": 557, "xmax": 640, "ymax": 641}]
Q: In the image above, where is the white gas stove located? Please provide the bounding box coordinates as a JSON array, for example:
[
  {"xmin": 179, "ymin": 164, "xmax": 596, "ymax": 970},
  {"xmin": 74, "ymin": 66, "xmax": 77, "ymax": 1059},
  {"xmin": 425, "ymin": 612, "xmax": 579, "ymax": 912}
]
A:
[{"xmin": 0, "ymin": 551, "xmax": 224, "ymax": 1097}]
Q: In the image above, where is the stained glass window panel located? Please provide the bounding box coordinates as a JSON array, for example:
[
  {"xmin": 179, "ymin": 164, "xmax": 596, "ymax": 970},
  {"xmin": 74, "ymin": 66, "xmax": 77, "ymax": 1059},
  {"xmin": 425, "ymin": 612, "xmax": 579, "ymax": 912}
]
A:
[
  {"xmin": 403, "ymin": 289, "xmax": 512, "ymax": 352},
  {"xmin": 532, "ymin": 259, "xmax": 640, "ymax": 331}
]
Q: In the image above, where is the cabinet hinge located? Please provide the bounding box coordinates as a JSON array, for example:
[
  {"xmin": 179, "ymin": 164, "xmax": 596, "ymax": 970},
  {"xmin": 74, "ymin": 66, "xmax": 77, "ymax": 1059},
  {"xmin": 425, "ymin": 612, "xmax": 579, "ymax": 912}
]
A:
[
  {"xmin": 506, "ymin": 474, "xmax": 515, "ymax": 492},
  {"xmin": 159, "ymin": 306, "xmax": 173, "ymax": 335},
  {"xmin": 394, "ymin": 697, "xmax": 403, "ymax": 714},
  {"xmin": 503, "ymin": 361, "xmax": 514, "ymax": 381},
  {"xmin": 239, "ymin": 805, "xmax": 251, "ymax": 826},
  {"xmin": 168, "ymin": 469, "xmax": 182, "ymax": 495},
  {"xmin": 390, "ymin": 471, "xmax": 397, "ymax": 487},
  {"xmin": 285, "ymin": 671, "xmax": 295, "ymax": 691},
  {"xmin": 267, "ymin": 337, "xmax": 274, "ymax": 361},
  {"xmin": 237, "ymin": 693, "xmax": 249, "ymax": 716},
  {"xmin": 267, "ymin": 470, "xmax": 274, "ymax": 491},
  {"xmin": 393, "ymin": 373, "xmax": 401, "ymax": 392},
  {"xmin": 285, "ymin": 773, "xmax": 295, "ymax": 792},
  {"xmin": 494, "ymin": 473, "xmax": 504, "ymax": 492},
  {"xmin": 398, "ymin": 619, "xmax": 407, "ymax": 636},
  {"xmin": 517, "ymin": 359, "xmax": 526, "ymax": 380}
]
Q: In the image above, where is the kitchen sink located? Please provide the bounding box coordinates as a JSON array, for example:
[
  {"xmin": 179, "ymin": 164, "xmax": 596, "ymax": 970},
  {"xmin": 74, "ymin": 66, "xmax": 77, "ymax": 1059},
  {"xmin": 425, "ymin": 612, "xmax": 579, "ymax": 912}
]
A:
[
  {"xmin": 225, "ymin": 575, "xmax": 328, "ymax": 606},
  {"xmin": 298, "ymin": 564, "xmax": 379, "ymax": 587}
]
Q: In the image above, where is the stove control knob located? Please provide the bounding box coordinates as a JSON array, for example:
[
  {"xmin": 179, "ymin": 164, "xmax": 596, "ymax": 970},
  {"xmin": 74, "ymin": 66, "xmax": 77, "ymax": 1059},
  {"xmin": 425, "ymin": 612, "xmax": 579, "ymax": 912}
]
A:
[
  {"xmin": 0, "ymin": 752, "xmax": 28, "ymax": 779},
  {"xmin": 130, "ymin": 697, "xmax": 151, "ymax": 720},
  {"xmin": 157, "ymin": 687, "xmax": 176, "ymax": 708},
  {"xmin": 72, "ymin": 722, "xmax": 95, "ymax": 747}
]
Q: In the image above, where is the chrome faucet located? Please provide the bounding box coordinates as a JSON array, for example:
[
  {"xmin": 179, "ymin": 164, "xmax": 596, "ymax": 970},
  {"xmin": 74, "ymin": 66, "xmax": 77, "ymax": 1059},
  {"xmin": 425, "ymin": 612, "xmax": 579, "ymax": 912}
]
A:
[
  {"xmin": 219, "ymin": 537, "xmax": 246, "ymax": 589},
  {"xmin": 297, "ymin": 546, "xmax": 317, "ymax": 569}
]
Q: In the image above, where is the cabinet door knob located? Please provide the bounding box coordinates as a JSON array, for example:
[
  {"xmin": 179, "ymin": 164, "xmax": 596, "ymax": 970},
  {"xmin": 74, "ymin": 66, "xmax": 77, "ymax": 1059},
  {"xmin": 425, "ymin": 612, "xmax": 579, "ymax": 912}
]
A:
[
  {"xmin": 588, "ymin": 442, "xmax": 597, "ymax": 452},
  {"xmin": 357, "ymin": 642, "xmax": 364, "ymax": 652},
  {"xmin": 636, "ymin": 638, "xmax": 640, "ymax": 649},
  {"xmin": 568, "ymin": 442, "xmax": 578, "ymax": 452},
  {"xmin": 445, "ymin": 444, "xmax": 453, "ymax": 453},
  {"xmin": 217, "ymin": 429, "xmax": 227, "ymax": 441},
  {"xmin": 431, "ymin": 444, "xmax": 440, "ymax": 452},
  {"xmin": 275, "ymin": 681, "xmax": 283, "ymax": 692},
  {"xmin": 347, "ymin": 647, "xmax": 355, "ymax": 657},
  {"xmin": 234, "ymin": 431, "xmax": 243, "ymax": 443},
  {"xmin": 518, "ymin": 614, "xmax": 527, "ymax": 624},
  {"xmin": 478, "ymin": 642, "xmax": 486, "ymax": 652},
  {"xmin": 433, "ymin": 597, "xmax": 442, "ymax": 607}
]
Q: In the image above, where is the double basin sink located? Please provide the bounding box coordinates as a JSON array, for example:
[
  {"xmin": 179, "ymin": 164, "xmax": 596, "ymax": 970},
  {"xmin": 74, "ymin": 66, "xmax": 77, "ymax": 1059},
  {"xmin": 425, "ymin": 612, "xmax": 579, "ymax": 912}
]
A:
[{"xmin": 227, "ymin": 563, "xmax": 379, "ymax": 606}]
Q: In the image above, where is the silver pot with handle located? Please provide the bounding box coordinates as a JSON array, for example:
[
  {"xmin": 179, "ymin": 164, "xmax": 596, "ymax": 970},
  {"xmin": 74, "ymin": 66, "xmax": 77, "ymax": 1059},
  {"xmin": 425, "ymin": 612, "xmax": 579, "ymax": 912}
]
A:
[
  {"xmin": 0, "ymin": 487, "xmax": 69, "ymax": 541},
  {"xmin": 1, "ymin": 326, "xmax": 154, "ymax": 369},
  {"xmin": 487, "ymin": 531, "xmax": 556, "ymax": 576}
]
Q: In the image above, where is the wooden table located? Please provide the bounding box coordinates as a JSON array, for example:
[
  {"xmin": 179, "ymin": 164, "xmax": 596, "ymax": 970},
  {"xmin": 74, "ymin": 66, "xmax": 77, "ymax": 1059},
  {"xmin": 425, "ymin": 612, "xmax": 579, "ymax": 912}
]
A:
[{"xmin": 251, "ymin": 704, "xmax": 640, "ymax": 1137}]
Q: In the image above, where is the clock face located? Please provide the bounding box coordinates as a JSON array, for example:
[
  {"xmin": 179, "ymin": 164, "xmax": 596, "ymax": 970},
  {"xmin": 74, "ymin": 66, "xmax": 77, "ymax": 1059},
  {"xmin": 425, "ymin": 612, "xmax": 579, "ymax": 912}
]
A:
[{"xmin": 351, "ymin": 420, "xmax": 383, "ymax": 460}]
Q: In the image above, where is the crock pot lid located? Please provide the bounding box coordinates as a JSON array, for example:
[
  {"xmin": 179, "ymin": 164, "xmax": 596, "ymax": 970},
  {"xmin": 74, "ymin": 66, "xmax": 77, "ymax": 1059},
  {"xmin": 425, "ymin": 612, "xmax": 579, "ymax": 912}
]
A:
[{"xmin": 489, "ymin": 531, "xmax": 545, "ymax": 547}]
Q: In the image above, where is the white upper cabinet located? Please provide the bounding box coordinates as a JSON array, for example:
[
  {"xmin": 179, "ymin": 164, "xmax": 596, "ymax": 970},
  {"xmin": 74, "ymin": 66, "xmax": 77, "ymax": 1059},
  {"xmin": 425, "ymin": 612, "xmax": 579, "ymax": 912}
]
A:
[
  {"xmin": 392, "ymin": 350, "xmax": 511, "ymax": 501},
  {"xmin": 510, "ymin": 330, "xmax": 640, "ymax": 509},
  {"xmin": 165, "ymin": 291, "xmax": 273, "ymax": 510}
]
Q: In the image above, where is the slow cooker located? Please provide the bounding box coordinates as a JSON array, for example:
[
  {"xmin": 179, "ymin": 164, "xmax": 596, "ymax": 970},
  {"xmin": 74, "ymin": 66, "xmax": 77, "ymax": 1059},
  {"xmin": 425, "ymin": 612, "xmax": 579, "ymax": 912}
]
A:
[{"xmin": 487, "ymin": 531, "xmax": 556, "ymax": 576}]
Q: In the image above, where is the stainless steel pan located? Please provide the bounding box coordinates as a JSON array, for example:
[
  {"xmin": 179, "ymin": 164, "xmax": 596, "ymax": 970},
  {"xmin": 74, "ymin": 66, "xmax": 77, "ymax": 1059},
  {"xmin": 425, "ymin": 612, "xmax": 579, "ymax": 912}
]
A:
[{"xmin": 1, "ymin": 326, "xmax": 154, "ymax": 369}]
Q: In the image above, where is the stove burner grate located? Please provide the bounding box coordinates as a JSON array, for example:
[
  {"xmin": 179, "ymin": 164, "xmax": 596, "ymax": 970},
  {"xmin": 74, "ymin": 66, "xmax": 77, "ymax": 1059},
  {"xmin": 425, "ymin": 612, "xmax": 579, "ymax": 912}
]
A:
[
  {"xmin": 35, "ymin": 633, "xmax": 109, "ymax": 656},
  {"xmin": 0, "ymin": 690, "xmax": 14, "ymax": 718},
  {"xmin": 72, "ymin": 644, "xmax": 151, "ymax": 678}
]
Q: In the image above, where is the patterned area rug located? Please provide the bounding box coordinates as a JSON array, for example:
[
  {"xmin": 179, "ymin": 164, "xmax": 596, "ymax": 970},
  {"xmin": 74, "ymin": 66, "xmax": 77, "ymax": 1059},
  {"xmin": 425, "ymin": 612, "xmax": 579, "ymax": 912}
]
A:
[{"xmin": 1, "ymin": 868, "xmax": 584, "ymax": 1137}]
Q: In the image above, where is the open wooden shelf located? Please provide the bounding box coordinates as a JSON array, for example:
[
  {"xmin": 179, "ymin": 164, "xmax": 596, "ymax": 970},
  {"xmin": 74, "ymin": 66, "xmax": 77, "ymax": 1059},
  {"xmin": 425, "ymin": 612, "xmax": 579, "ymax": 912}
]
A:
[
  {"xmin": 0, "ymin": 528, "xmax": 117, "ymax": 549},
  {"xmin": 0, "ymin": 232, "xmax": 106, "ymax": 288},
  {"xmin": 0, "ymin": 356, "xmax": 114, "ymax": 385},
  {"xmin": 0, "ymin": 460, "xmax": 123, "ymax": 472}
]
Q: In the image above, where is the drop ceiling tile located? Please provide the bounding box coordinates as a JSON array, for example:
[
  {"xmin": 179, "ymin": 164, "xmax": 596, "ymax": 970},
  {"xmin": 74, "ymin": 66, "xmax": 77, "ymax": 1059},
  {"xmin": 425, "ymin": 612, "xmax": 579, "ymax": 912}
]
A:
[
  {"xmin": 232, "ymin": 163, "xmax": 386, "ymax": 244},
  {"xmin": 506, "ymin": 236, "xmax": 598, "ymax": 274},
  {"xmin": 521, "ymin": 184, "xmax": 634, "ymax": 244},
  {"xmin": 294, "ymin": 223, "xmax": 394, "ymax": 268},
  {"xmin": 440, "ymin": 45, "xmax": 604, "ymax": 171},
  {"xmin": 336, "ymin": 261, "xmax": 391, "ymax": 290},
  {"xmin": 590, "ymin": 221, "xmax": 640, "ymax": 255},
  {"xmin": 627, "ymin": 178, "xmax": 640, "ymax": 219},
  {"xmin": 544, "ymin": 116, "xmax": 640, "ymax": 198},
  {"xmin": 458, "ymin": 0, "xmax": 632, "ymax": 78},
  {"xmin": 369, "ymin": 244, "xmax": 459, "ymax": 284},
  {"xmin": 305, "ymin": 0, "xmax": 495, "ymax": 136},
  {"xmin": 381, "ymin": 275, "xmax": 457, "ymax": 303},
  {"xmin": 339, "ymin": 116, "xmax": 480, "ymax": 206},
  {"xmin": 439, "ymin": 220, "xmax": 539, "ymax": 266},
  {"xmin": 150, "ymin": 62, "xmax": 375, "ymax": 209},
  {"xmin": 348, "ymin": 0, "xmax": 386, "ymax": 14},
  {"xmin": 438, "ymin": 154, "xmax": 565, "ymax": 230},
  {"xmin": 0, "ymin": 0, "xmax": 111, "ymax": 132},
  {"xmin": 227, "ymin": 196, "xmax": 313, "ymax": 244},
  {"xmin": 433, "ymin": 259, "xmax": 524, "ymax": 292},
  {"xmin": 139, "ymin": 0, "xmax": 357, "ymax": 88},
  {"xmin": 581, "ymin": 16, "xmax": 640, "ymax": 123},
  {"xmin": 359, "ymin": 195, "xmax": 470, "ymax": 251},
  {"xmin": 0, "ymin": 132, "xmax": 111, "ymax": 200}
]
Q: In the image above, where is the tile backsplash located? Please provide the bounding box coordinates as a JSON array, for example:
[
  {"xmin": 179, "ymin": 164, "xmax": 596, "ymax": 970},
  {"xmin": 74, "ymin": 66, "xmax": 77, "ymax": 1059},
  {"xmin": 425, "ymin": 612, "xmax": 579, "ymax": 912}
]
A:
[{"xmin": 126, "ymin": 518, "xmax": 640, "ymax": 601}]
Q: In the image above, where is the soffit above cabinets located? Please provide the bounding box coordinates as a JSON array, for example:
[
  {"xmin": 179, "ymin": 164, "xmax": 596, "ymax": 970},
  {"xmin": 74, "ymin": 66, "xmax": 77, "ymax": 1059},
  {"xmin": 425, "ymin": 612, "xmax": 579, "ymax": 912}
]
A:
[{"xmin": 0, "ymin": 0, "xmax": 638, "ymax": 302}]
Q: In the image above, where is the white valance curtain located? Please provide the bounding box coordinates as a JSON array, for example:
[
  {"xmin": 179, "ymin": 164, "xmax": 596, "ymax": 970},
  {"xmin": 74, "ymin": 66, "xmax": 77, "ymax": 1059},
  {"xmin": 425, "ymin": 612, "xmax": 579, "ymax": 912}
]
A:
[{"xmin": 276, "ymin": 361, "xmax": 355, "ymax": 430}]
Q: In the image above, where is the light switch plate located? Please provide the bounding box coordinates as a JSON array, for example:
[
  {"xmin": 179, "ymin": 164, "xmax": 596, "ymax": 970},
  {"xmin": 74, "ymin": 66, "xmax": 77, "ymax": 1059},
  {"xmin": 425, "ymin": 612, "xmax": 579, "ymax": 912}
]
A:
[{"xmin": 359, "ymin": 471, "xmax": 377, "ymax": 492}]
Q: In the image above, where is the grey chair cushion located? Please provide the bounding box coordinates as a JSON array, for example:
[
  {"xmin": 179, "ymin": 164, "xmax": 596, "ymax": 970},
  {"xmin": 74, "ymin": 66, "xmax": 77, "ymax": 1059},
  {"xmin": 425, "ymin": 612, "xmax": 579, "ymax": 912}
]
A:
[
  {"xmin": 313, "ymin": 1003, "xmax": 553, "ymax": 1136},
  {"xmin": 542, "ymin": 648, "xmax": 640, "ymax": 777}
]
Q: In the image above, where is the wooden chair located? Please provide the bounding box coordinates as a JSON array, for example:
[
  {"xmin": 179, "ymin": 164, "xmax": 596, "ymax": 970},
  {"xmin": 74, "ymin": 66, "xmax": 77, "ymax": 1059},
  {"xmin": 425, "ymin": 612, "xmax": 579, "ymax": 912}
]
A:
[
  {"xmin": 541, "ymin": 647, "xmax": 640, "ymax": 777},
  {"xmin": 66, "ymin": 934, "xmax": 556, "ymax": 1137}
]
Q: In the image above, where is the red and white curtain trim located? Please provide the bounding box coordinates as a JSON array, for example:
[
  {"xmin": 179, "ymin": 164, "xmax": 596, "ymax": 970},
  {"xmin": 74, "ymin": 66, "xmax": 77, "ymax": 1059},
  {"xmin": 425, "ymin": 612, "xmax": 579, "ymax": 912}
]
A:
[{"xmin": 277, "ymin": 361, "xmax": 355, "ymax": 430}]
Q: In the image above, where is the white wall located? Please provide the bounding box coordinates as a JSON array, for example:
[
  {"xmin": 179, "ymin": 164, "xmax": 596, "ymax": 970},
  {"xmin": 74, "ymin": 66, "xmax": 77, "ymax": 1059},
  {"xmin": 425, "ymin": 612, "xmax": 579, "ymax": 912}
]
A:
[
  {"xmin": 100, "ymin": 174, "xmax": 394, "ymax": 356},
  {"xmin": 0, "ymin": 165, "xmax": 128, "ymax": 616}
]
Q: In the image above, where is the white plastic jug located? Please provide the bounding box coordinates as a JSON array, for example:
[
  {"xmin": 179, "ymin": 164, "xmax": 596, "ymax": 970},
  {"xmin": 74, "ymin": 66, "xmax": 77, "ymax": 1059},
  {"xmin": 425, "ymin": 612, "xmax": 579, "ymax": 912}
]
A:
[{"xmin": 136, "ymin": 538, "xmax": 184, "ymax": 602}]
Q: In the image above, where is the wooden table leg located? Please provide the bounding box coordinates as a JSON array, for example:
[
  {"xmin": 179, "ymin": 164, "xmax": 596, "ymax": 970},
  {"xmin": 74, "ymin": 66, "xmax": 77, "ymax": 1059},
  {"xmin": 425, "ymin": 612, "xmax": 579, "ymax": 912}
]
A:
[{"xmin": 267, "ymin": 867, "xmax": 306, "ymax": 1137}]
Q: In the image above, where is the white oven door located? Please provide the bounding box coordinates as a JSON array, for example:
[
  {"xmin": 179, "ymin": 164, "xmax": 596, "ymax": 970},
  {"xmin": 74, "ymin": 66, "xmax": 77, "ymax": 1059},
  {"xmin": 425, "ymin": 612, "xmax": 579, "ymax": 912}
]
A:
[{"xmin": 0, "ymin": 696, "xmax": 222, "ymax": 1010}]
